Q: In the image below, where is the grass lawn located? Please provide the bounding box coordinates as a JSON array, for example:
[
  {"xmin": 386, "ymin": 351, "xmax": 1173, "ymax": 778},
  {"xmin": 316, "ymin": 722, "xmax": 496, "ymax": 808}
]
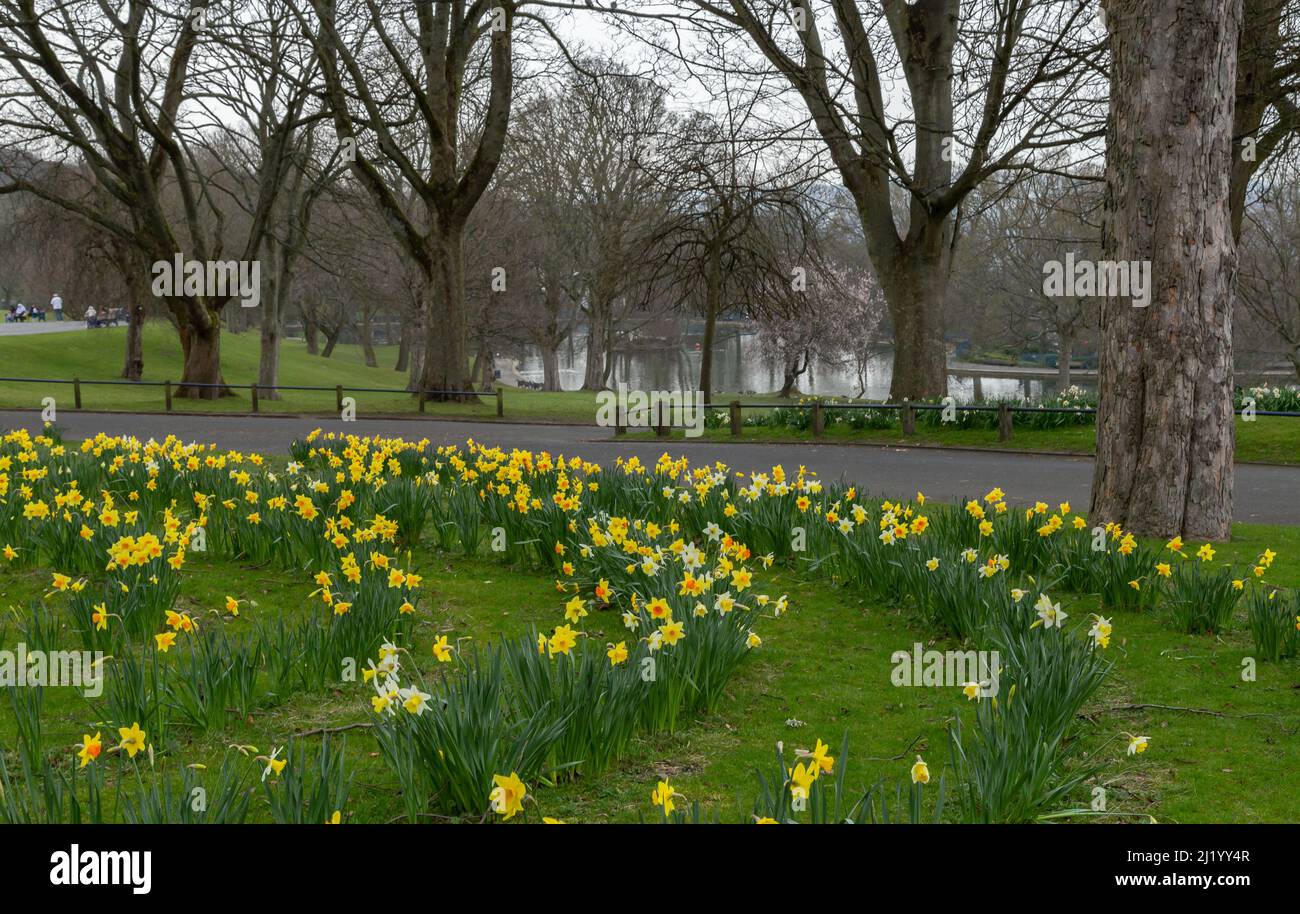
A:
[
  {"xmin": 2, "ymin": 325, "xmax": 1297, "ymax": 463},
  {"xmin": 630, "ymin": 417, "xmax": 1300, "ymax": 465},
  {"xmin": 3, "ymin": 515, "xmax": 1297, "ymax": 824},
  {"xmin": 0, "ymin": 324, "xmax": 599, "ymax": 422}
]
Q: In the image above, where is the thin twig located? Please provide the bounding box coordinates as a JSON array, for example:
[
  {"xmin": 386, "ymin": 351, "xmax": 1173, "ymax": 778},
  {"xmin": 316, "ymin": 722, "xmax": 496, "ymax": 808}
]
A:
[
  {"xmin": 292, "ymin": 721, "xmax": 373, "ymax": 738},
  {"xmin": 860, "ymin": 733, "xmax": 924, "ymax": 761},
  {"xmin": 1092, "ymin": 702, "xmax": 1285, "ymax": 719}
]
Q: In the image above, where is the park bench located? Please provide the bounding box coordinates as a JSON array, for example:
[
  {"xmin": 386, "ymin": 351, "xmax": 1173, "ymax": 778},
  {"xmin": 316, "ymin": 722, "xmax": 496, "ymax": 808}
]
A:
[{"xmin": 86, "ymin": 307, "xmax": 126, "ymax": 328}]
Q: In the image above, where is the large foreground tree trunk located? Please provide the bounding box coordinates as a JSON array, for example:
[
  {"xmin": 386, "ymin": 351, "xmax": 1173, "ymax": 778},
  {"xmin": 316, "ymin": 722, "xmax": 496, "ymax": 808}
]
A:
[{"xmin": 1090, "ymin": 0, "xmax": 1241, "ymax": 540}]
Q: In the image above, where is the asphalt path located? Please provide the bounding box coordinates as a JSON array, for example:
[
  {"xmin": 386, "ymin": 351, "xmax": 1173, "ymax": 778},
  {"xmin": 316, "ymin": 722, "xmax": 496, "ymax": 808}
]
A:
[{"xmin": 2, "ymin": 409, "xmax": 1294, "ymax": 524}]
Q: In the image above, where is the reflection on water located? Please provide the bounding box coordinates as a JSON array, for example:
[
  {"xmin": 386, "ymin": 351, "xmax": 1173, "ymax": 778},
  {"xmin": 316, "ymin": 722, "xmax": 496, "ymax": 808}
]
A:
[{"xmin": 515, "ymin": 332, "xmax": 1091, "ymax": 403}]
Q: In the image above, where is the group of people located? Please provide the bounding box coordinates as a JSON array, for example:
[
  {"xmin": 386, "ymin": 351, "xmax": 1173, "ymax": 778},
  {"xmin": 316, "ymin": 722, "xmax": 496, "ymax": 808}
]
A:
[{"xmin": 4, "ymin": 293, "xmax": 87, "ymax": 323}]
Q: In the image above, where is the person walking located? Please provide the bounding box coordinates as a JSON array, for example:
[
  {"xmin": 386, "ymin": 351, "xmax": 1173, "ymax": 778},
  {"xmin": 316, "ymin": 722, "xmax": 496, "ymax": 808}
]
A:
[{"xmin": 50, "ymin": 292, "xmax": 63, "ymax": 321}]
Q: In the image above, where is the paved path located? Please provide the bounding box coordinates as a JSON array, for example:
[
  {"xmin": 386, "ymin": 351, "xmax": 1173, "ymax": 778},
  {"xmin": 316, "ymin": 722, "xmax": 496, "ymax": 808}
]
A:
[
  {"xmin": 2, "ymin": 409, "xmax": 1295, "ymax": 524},
  {"xmin": 0, "ymin": 320, "xmax": 88, "ymax": 335}
]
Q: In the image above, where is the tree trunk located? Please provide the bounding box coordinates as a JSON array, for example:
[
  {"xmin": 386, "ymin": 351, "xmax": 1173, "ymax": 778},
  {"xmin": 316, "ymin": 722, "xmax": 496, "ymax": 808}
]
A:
[
  {"xmin": 1057, "ymin": 330, "xmax": 1073, "ymax": 391},
  {"xmin": 395, "ymin": 321, "xmax": 411, "ymax": 372},
  {"xmin": 175, "ymin": 314, "xmax": 228, "ymax": 400},
  {"xmin": 117, "ymin": 246, "xmax": 147, "ymax": 381},
  {"xmin": 479, "ymin": 345, "xmax": 495, "ymax": 390},
  {"xmin": 1229, "ymin": 0, "xmax": 1285, "ymax": 242},
  {"xmin": 778, "ymin": 350, "xmax": 807, "ymax": 398},
  {"xmin": 258, "ymin": 309, "xmax": 281, "ymax": 399},
  {"xmin": 417, "ymin": 223, "xmax": 472, "ymax": 399},
  {"xmin": 303, "ymin": 314, "xmax": 319, "ymax": 355},
  {"xmin": 258, "ymin": 257, "xmax": 285, "ymax": 400},
  {"xmin": 321, "ymin": 328, "xmax": 341, "ymax": 358},
  {"xmin": 407, "ymin": 309, "xmax": 426, "ymax": 392},
  {"xmin": 582, "ymin": 303, "xmax": 608, "ymax": 391},
  {"xmin": 540, "ymin": 345, "xmax": 561, "ymax": 391},
  {"xmin": 1090, "ymin": 0, "xmax": 1241, "ymax": 540},
  {"xmin": 698, "ymin": 248, "xmax": 721, "ymax": 404},
  {"xmin": 360, "ymin": 312, "xmax": 378, "ymax": 368},
  {"xmin": 876, "ymin": 222, "xmax": 951, "ymax": 401},
  {"xmin": 121, "ymin": 302, "xmax": 145, "ymax": 381}
]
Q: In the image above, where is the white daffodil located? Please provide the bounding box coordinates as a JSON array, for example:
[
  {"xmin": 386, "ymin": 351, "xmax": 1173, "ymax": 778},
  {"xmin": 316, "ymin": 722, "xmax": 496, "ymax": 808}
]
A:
[{"xmin": 1034, "ymin": 593, "xmax": 1066, "ymax": 628}]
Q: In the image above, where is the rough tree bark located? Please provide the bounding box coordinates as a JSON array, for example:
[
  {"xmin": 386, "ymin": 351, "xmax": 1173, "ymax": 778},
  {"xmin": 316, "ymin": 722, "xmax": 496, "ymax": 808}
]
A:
[{"xmin": 1090, "ymin": 0, "xmax": 1241, "ymax": 540}]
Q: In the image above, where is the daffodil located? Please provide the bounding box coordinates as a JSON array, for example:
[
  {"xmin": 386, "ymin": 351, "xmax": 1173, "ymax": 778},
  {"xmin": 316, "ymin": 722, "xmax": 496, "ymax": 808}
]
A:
[
  {"xmin": 432, "ymin": 635, "xmax": 454, "ymax": 662},
  {"xmin": 1032, "ymin": 593, "xmax": 1066, "ymax": 629},
  {"xmin": 490, "ymin": 772, "xmax": 527, "ymax": 820},
  {"xmin": 77, "ymin": 732, "xmax": 102, "ymax": 768},
  {"xmin": 118, "ymin": 722, "xmax": 147, "ymax": 759},
  {"xmin": 651, "ymin": 779, "xmax": 679, "ymax": 815}
]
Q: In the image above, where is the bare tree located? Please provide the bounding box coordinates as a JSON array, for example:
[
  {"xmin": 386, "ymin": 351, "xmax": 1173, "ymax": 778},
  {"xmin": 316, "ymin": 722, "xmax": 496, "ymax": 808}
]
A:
[
  {"xmin": 643, "ymin": 108, "xmax": 816, "ymax": 403},
  {"xmin": 296, "ymin": 0, "xmax": 590, "ymax": 398},
  {"xmin": 1230, "ymin": 0, "xmax": 1300, "ymax": 241},
  {"xmin": 954, "ymin": 170, "xmax": 1101, "ymax": 389},
  {"xmin": 1237, "ymin": 166, "xmax": 1300, "ymax": 380},
  {"xmin": 0, "ymin": 0, "xmax": 308, "ymax": 397},
  {"xmin": 624, "ymin": 0, "xmax": 1107, "ymax": 399}
]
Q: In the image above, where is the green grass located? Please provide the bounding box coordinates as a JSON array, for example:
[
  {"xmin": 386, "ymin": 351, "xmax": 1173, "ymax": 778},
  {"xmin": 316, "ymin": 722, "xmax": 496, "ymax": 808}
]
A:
[
  {"xmin": 3, "ymin": 519, "xmax": 1297, "ymax": 824},
  {"xmin": 632, "ymin": 417, "xmax": 1300, "ymax": 465},
  {"xmin": 3, "ymin": 324, "xmax": 1298, "ymax": 463},
  {"xmin": 0, "ymin": 324, "xmax": 598, "ymax": 421}
]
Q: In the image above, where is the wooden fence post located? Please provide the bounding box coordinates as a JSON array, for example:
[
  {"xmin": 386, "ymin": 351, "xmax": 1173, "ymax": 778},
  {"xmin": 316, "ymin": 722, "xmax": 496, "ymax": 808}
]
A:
[
  {"xmin": 496, "ymin": 387, "xmax": 504, "ymax": 417},
  {"xmin": 73, "ymin": 376, "xmax": 82, "ymax": 410},
  {"xmin": 164, "ymin": 380, "xmax": 172, "ymax": 412},
  {"xmin": 998, "ymin": 403, "xmax": 1013, "ymax": 441},
  {"xmin": 418, "ymin": 389, "xmax": 426, "ymax": 413},
  {"xmin": 250, "ymin": 383, "xmax": 259, "ymax": 413},
  {"xmin": 901, "ymin": 401, "xmax": 916, "ymax": 436},
  {"xmin": 335, "ymin": 385, "xmax": 344, "ymax": 413},
  {"xmin": 811, "ymin": 400, "xmax": 824, "ymax": 437},
  {"xmin": 729, "ymin": 400, "xmax": 742, "ymax": 436}
]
